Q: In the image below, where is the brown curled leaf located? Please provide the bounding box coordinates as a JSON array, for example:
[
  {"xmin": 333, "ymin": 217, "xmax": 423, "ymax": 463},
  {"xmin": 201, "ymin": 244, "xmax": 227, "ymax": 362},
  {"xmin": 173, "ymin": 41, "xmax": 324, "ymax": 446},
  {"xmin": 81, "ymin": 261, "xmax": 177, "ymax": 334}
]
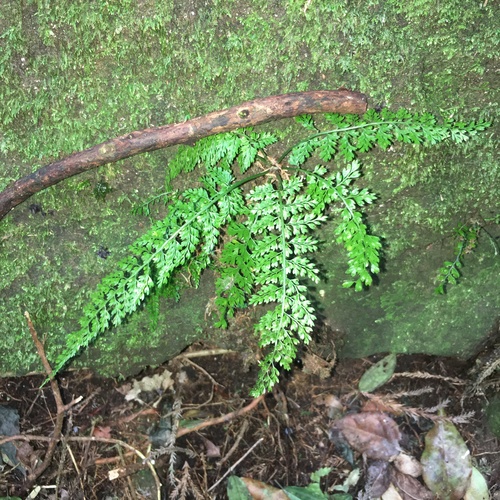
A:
[{"xmin": 332, "ymin": 411, "xmax": 401, "ymax": 461}]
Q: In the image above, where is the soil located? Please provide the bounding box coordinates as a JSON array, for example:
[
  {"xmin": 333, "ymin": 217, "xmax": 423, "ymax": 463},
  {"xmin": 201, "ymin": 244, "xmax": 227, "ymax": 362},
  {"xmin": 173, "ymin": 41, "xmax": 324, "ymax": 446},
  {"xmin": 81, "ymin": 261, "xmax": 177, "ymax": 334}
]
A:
[{"xmin": 1, "ymin": 336, "xmax": 499, "ymax": 499}]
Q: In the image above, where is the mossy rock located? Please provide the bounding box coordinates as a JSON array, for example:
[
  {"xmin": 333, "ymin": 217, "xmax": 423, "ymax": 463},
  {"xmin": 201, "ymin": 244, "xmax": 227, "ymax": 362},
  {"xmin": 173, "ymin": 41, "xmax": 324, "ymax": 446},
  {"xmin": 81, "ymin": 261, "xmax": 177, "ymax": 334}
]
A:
[
  {"xmin": 485, "ymin": 396, "xmax": 500, "ymax": 438},
  {"xmin": 0, "ymin": 0, "xmax": 498, "ymax": 376}
]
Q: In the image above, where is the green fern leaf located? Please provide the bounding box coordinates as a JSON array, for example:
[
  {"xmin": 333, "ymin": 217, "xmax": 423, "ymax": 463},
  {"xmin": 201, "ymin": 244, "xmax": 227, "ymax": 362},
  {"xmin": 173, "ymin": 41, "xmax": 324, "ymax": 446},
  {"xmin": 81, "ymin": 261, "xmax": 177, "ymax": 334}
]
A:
[
  {"xmin": 295, "ymin": 114, "xmax": 318, "ymax": 131},
  {"xmin": 54, "ymin": 168, "xmax": 243, "ymax": 373}
]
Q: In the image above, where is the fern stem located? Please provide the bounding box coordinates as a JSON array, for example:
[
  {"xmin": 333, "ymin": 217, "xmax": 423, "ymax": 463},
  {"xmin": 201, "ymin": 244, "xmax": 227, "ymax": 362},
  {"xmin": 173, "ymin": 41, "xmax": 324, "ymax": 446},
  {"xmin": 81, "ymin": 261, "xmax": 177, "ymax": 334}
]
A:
[
  {"xmin": 278, "ymin": 121, "xmax": 398, "ymax": 162},
  {"xmin": 132, "ymin": 190, "xmax": 172, "ymax": 216},
  {"xmin": 277, "ymin": 175, "xmax": 289, "ymax": 335},
  {"xmin": 334, "ymin": 188, "xmax": 355, "ymax": 219}
]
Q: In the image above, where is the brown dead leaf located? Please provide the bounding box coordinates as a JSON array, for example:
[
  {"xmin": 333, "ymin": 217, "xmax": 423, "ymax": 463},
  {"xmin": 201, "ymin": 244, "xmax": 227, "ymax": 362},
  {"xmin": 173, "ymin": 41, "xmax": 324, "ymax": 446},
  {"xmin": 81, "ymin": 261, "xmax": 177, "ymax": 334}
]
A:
[
  {"xmin": 93, "ymin": 426, "xmax": 112, "ymax": 439},
  {"xmin": 381, "ymin": 483, "xmax": 404, "ymax": 500},
  {"xmin": 302, "ymin": 352, "xmax": 332, "ymax": 379},
  {"xmin": 240, "ymin": 477, "xmax": 290, "ymax": 499},
  {"xmin": 124, "ymin": 369, "xmax": 174, "ymax": 403},
  {"xmin": 332, "ymin": 412, "xmax": 401, "ymax": 460},
  {"xmin": 202, "ymin": 437, "xmax": 221, "ymax": 458},
  {"xmin": 115, "ymin": 382, "xmax": 132, "ymax": 396},
  {"xmin": 393, "ymin": 452, "xmax": 422, "ymax": 478},
  {"xmin": 366, "ymin": 459, "xmax": 391, "ymax": 497},
  {"xmin": 314, "ymin": 393, "xmax": 343, "ymax": 409},
  {"xmin": 15, "ymin": 440, "xmax": 41, "ymax": 473},
  {"xmin": 314, "ymin": 394, "xmax": 344, "ymax": 419},
  {"xmin": 390, "ymin": 466, "xmax": 434, "ymax": 500}
]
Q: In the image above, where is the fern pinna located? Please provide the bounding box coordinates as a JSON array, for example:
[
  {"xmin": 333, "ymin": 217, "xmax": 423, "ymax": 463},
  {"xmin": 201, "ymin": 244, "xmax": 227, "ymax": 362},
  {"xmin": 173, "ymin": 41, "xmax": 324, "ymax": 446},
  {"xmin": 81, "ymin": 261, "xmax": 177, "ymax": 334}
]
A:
[{"xmin": 54, "ymin": 111, "xmax": 490, "ymax": 395}]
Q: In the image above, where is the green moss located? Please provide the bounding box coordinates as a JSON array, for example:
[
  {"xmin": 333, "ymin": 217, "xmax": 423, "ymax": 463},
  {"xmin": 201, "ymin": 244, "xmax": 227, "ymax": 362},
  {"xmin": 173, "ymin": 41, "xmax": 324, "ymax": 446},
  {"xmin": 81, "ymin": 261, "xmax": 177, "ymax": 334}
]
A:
[
  {"xmin": 320, "ymin": 222, "xmax": 500, "ymax": 358},
  {"xmin": 0, "ymin": 0, "xmax": 498, "ymax": 375},
  {"xmin": 486, "ymin": 396, "xmax": 500, "ymax": 439}
]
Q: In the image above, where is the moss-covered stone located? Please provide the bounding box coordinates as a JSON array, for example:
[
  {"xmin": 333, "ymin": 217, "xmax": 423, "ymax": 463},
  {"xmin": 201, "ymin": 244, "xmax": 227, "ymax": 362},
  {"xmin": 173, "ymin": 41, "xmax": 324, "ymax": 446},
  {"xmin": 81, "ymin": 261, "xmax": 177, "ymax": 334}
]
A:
[
  {"xmin": 485, "ymin": 396, "xmax": 500, "ymax": 439},
  {"xmin": 318, "ymin": 223, "xmax": 500, "ymax": 358},
  {"xmin": 0, "ymin": 0, "xmax": 498, "ymax": 376}
]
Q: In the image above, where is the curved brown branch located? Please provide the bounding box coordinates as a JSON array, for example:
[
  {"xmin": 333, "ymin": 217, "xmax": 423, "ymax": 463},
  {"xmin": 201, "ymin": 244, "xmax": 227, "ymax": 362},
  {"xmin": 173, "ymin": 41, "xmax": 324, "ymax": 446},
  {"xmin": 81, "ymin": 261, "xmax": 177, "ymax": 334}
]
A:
[
  {"xmin": 176, "ymin": 394, "xmax": 265, "ymax": 437},
  {"xmin": 0, "ymin": 90, "xmax": 367, "ymax": 220},
  {"xmin": 23, "ymin": 312, "xmax": 81, "ymax": 486}
]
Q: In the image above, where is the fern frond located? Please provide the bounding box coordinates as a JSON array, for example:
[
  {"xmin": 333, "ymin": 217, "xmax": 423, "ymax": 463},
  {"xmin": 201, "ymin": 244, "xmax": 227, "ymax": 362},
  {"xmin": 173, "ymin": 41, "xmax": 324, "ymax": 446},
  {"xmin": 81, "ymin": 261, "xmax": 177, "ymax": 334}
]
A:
[
  {"xmin": 166, "ymin": 128, "xmax": 277, "ymax": 185},
  {"xmin": 214, "ymin": 220, "xmax": 255, "ymax": 328},
  {"xmin": 54, "ymin": 167, "xmax": 243, "ymax": 372},
  {"xmin": 286, "ymin": 110, "xmax": 491, "ymax": 166},
  {"xmin": 435, "ymin": 223, "xmax": 479, "ymax": 294},
  {"xmin": 132, "ymin": 191, "xmax": 172, "ymax": 217},
  {"xmin": 53, "ymin": 107, "xmax": 490, "ymax": 396},
  {"xmin": 167, "ymin": 132, "xmax": 241, "ymax": 182},
  {"xmin": 245, "ymin": 177, "xmax": 324, "ymax": 394},
  {"xmin": 303, "ymin": 161, "xmax": 380, "ymax": 290},
  {"xmin": 237, "ymin": 130, "xmax": 277, "ymax": 173},
  {"xmin": 295, "ymin": 114, "xmax": 318, "ymax": 132}
]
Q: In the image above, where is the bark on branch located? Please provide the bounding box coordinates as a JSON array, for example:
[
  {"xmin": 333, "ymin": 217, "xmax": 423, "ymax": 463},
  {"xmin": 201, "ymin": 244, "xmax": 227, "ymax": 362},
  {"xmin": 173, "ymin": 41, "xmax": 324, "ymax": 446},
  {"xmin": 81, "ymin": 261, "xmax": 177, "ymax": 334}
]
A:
[{"xmin": 0, "ymin": 89, "xmax": 367, "ymax": 220}]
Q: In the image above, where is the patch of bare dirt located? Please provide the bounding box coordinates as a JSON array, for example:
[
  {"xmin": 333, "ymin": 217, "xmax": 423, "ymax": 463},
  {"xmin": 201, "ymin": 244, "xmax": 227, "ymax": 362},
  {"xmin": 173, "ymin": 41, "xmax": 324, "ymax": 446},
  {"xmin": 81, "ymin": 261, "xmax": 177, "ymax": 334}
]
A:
[{"xmin": 1, "ymin": 337, "xmax": 499, "ymax": 499}]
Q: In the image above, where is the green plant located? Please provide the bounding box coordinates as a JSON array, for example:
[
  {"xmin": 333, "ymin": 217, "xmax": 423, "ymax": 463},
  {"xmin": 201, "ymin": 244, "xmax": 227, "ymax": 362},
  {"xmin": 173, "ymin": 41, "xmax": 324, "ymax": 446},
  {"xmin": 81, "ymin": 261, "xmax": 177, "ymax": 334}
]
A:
[
  {"xmin": 52, "ymin": 109, "xmax": 490, "ymax": 395},
  {"xmin": 435, "ymin": 216, "xmax": 499, "ymax": 294},
  {"xmin": 228, "ymin": 466, "xmax": 340, "ymax": 499}
]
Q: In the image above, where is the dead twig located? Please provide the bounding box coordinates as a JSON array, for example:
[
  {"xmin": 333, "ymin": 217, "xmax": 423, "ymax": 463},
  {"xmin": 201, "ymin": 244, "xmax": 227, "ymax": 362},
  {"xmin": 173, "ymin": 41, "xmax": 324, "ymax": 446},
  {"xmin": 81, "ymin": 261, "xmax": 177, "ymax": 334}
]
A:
[
  {"xmin": 23, "ymin": 311, "xmax": 82, "ymax": 486},
  {"xmin": 176, "ymin": 395, "xmax": 265, "ymax": 438},
  {"xmin": 66, "ymin": 443, "xmax": 86, "ymax": 497},
  {"xmin": 94, "ymin": 451, "xmax": 136, "ymax": 465},
  {"xmin": 3, "ymin": 314, "xmax": 160, "ymax": 498},
  {"xmin": 0, "ymin": 433, "xmax": 162, "ymax": 497},
  {"xmin": 180, "ymin": 357, "xmax": 223, "ymax": 388},
  {"xmin": 208, "ymin": 438, "xmax": 264, "ymax": 493},
  {"xmin": 174, "ymin": 349, "xmax": 236, "ymax": 359},
  {"xmin": 0, "ymin": 90, "xmax": 367, "ymax": 220},
  {"xmin": 218, "ymin": 420, "xmax": 249, "ymax": 467}
]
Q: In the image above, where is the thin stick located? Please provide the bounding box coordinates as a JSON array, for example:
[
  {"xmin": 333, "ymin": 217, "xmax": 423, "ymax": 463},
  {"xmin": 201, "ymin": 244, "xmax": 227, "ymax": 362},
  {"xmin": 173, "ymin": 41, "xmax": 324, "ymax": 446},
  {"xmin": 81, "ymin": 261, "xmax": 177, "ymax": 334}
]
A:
[
  {"xmin": 66, "ymin": 443, "xmax": 87, "ymax": 499},
  {"xmin": 176, "ymin": 395, "xmax": 265, "ymax": 438},
  {"xmin": 208, "ymin": 438, "xmax": 264, "ymax": 492},
  {"xmin": 0, "ymin": 90, "xmax": 367, "ymax": 220},
  {"xmin": 24, "ymin": 312, "xmax": 69, "ymax": 485},
  {"xmin": 174, "ymin": 349, "xmax": 236, "ymax": 359},
  {"xmin": 218, "ymin": 420, "xmax": 249, "ymax": 467},
  {"xmin": 0, "ymin": 432, "xmax": 162, "ymax": 498},
  {"xmin": 181, "ymin": 357, "xmax": 223, "ymax": 387}
]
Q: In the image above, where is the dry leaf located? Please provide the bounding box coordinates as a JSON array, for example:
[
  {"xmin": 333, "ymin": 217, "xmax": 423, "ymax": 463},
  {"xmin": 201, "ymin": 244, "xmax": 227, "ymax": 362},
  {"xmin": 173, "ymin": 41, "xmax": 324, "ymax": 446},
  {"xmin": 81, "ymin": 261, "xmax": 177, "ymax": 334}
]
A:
[
  {"xmin": 240, "ymin": 477, "xmax": 289, "ymax": 499},
  {"xmin": 421, "ymin": 419, "xmax": 472, "ymax": 499},
  {"xmin": 202, "ymin": 437, "xmax": 221, "ymax": 458},
  {"xmin": 93, "ymin": 426, "xmax": 112, "ymax": 439},
  {"xmin": 393, "ymin": 452, "xmax": 422, "ymax": 478},
  {"xmin": 390, "ymin": 466, "xmax": 434, "ymax": 500},
  {"xmin": 381, "ymin": 483, "xmax": 404, "ymax": 500},
  {"xmin": 314, "ymin": 393, "xmax": 344, "ymax": 419},
  {"xmin": 332, "ymin": 412, "xmax": 401, "ymax": 460},
  {"xmin": 302, "ymin": 352, "xmax": 332, "ymax": 379},
  {"xmin": 115, "ymin": 382, "xmax": 132, "ymax": 395},
  {"xmin": 314, "ymin": 393, "xmax": 343, "ymax": 410},
  {"xmin": 366, "ymin": 459, "xmax": 391, "ymax": 497},
  {"xmin": 124, "ymin": 369, "xmax": 174, "ymax": 402},
  {"xmin": 15, "ymin": 440, "xmax": 41, "ymax": 474}
]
